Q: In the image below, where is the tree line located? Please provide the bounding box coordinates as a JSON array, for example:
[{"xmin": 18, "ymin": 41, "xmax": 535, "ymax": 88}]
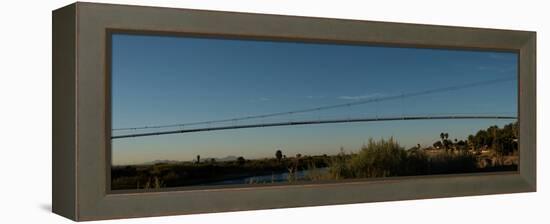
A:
[{"xmin": 431, "ymin": 122, "xmax": 518, "ymax": 155}]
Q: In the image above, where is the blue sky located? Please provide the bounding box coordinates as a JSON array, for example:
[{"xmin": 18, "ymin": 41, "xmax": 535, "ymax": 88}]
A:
[{"xmin": 111, "ymin": 34, "xmax": 517, "ymax": 165}]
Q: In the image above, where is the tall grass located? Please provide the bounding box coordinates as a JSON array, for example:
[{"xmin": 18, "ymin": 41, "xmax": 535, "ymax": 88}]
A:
[
  {"xmin": 328, "ymin": 137, "xmax": 478, "ymax": 179},
  {"xmin": 426, "ymin": 151, "xmax": 477, "ymax": 174},
  {"xmin": 139, "ymin": 176, "xmax": 164, "ymax": 190},
  {"xmin": 350, "ymin": 137, "xmax": 406, "ymax": 177}
]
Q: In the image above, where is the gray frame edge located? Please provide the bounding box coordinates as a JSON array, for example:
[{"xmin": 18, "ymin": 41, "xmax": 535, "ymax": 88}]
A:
[
  {"xmin": 51, "ymin": 2, "xmax": 537, "ymax": 221},
  {"xmin": 518, "ymin": 32, "xmax": 536, "ymax": 189},
  {"xmin": 52, "ymin": 3, "xmax": 78, "ymax": 221}
]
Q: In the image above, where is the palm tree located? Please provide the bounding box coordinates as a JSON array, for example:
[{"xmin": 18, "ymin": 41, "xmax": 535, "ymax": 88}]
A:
[
  {"xmin": 275, "ymin": 150, "xmax": 283, "ymax": 162},
  {"xmin": 440, "ymin": 133, "xmax": 446, "ymax": 150}
]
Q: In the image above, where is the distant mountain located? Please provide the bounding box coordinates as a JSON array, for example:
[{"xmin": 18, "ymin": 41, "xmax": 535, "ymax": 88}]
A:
[
  {"xmin": 202, "ymin": 156, "xmax": 238, "ymax": 162},
  {"xmin": 141, "ymin": 159, "xmax": 181, "ymax": 165},
  {"xmin": 218, "ymin": 156, "xmax": 239, "ymax": 162},
  {"xmin": 141, "ymin": 156, "xmax": 239, "ymax": 165}
]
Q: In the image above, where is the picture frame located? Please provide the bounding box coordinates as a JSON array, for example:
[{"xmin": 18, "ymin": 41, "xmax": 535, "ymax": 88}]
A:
[{"xmin": 52, "ymin": 2, "xmax": 536, "ymax": 221}]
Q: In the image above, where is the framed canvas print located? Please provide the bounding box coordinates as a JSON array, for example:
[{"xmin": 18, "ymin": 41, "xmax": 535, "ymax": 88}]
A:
[{"xmin": 52, "ymin": 2, "xmax": 536, "ymax": 221}]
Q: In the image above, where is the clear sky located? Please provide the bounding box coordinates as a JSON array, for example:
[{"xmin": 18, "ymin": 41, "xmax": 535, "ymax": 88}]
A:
[{"xmin": 111, "ymin": 33, "xmax": 517, "ymax": 165}]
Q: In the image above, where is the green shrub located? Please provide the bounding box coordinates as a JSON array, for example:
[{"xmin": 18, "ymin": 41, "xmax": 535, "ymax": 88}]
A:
[
  {"xmin": 328, "ymin": 137, "xmax": 479, "ymax": 179},
  {"xmin": 349, "ymin": 137, "xmax": 407, "ymax": 178}
]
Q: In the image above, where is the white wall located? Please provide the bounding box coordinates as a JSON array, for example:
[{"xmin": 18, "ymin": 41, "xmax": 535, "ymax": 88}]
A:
[{"xmin": 0, "ymin": 0, "xmax": 547, "ymax": 223}]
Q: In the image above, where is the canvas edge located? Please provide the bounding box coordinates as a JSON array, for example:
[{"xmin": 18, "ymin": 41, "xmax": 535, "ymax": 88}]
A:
[
  {"xmin": 518, "ymin": 32, "xmax": 536, "ymax": 191},
  {"xmin": 52, "ymin": 2, "xmax": 78, "ymax": 221}
]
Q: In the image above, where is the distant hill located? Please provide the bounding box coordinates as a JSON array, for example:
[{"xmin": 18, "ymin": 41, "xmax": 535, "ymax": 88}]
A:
[
  {"xmin": 140, "ymin": 156, "xmax": 239, "ymax": 165},
  {"xmin": 202, "ymin": 156, "xmax": 238, "ymax": 162},
  {"xmin": 141, "ymin": 159, "xmax": 181, "ymax": 165}
]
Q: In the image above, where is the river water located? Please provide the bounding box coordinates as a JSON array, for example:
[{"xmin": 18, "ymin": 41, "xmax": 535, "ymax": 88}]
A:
[{"xmin": 210, "ymin": 167, "xmax": 329, "ymax": 185}]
